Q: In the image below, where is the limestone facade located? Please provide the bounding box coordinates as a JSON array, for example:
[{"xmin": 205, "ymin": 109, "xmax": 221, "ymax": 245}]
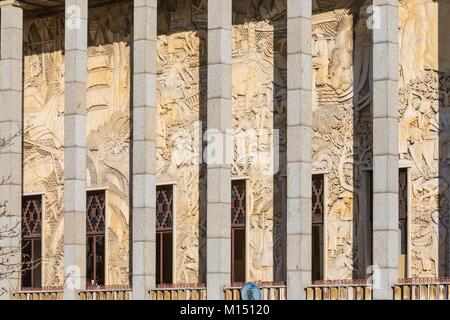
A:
[{"xmin": 1, "ymin": 0, "xmax": 450, "ymax": 300}]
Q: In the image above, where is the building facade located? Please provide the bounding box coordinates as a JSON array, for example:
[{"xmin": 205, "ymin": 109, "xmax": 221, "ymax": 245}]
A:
[{"xmin": 0, "ymin": 0, "xmax": 449, "ymax": 300}]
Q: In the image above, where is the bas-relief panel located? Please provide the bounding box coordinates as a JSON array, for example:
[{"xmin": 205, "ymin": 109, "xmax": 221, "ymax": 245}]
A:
[
  {"xmin": 399, "ymin": 0, "xmax": 450, "ymax": 277},
  {"xmin": 23, "ymin": 16, "xmax": 65, "ymax": 287},
  {"xmin": 86, "ymin": 3, "xmax": 132, "ymax": 285},
  {"xmin": 312, "ymin": 1, "xmax": 373, "ymax": 280},
  {"xmin": 232, "ymin": 0, "xmax": 287, "ymax": 282},
  {"xmin": 156, "ymin": 0, "xmax": 207, "ymax": 284}
]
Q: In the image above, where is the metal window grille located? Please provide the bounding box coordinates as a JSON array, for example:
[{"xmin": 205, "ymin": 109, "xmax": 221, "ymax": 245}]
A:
[
  {"xmin": 231, "ymin": 180, "xmax": 246, "ymax": 228},
  {"xmin": 156, "ymin": 185, "xmax": 174, "ymax": 285},
  {"xmin": 21, "ymin": 195, "xmax": 43, "ymax": 288},
  {"xmin": 86, "ymin": 191, "xmax": 106, "ymax": 286},
  {"xmin": 312, "ymin": 175, "xmax": 324, "ymax": 226}
]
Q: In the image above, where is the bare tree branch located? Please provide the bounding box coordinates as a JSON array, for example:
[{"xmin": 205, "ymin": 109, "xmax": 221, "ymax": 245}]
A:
[{"xmin": 0, "ymin": 129, "xmax": 30, "ymax": 296}]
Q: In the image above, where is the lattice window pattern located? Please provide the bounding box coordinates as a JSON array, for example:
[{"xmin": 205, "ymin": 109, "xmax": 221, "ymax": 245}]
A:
[
  {"xmin": 86, "ymin": 191, "xmax": 106, "ymax": 235},
  {"xmin": 231, "ymin": 180, "xmax": 246, "ymax": 228},
  {"xmin": 22, "ymin": 196, "xmax": 42, "ymax": 238},
  {"xmin": 312, "ymin": 175, "xmax": 324, "ymax": 225},
  {"xmin": 156, "ymin": 186, "xmax": 173, "ymax": 232}
]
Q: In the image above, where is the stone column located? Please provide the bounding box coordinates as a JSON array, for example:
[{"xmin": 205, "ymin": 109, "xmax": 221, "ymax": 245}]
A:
[
  {"xmin": 206, "ymin": 0, "xmax": 232, "ymax": 300},
  {"xmin": 286, "ymin": 0, "xmax": 312, "ymax": 300},
  {"xmin": 372, "ymin": 0, "xmax": 399, "ymax": 300},
  {"xmin": 63, "ymin": 0, "xmax": 87, "ymax": 300},
  {"xmin": 132, "ymin": 0, "xmax": 157, "ymax": 300},
  {"xmin": 0, "ymin": 0, "xmax": 23, "ymax": 300}
]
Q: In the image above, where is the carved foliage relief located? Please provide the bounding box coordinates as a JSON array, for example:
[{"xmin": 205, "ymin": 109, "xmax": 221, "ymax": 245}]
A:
[
  {"xmin": 156, "ymin": 0, "xmax": 207, "ymax": 284},
  {"xmin": 312, "ymin": 1, "xmax": 373, "ymax": 280},
  {"xmin": 399, "ymin": 0, "xmax": 450, "ymax": 277},
  {"xmin": 87, "ymin": 3, "xmax": 132, "ymax": 285},
  {"xmin": 232, "ymin": 0, "xmax": 287, "ymax": 282},
  {"xmin": 23, "ymin": 15, "xmax": 65, "ymax": 287}
]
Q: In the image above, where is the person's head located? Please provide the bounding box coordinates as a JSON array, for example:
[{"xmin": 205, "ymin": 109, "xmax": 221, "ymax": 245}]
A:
[{"xmin": 343, "ymin": 197, "xmax": 351, "ymax": 206}]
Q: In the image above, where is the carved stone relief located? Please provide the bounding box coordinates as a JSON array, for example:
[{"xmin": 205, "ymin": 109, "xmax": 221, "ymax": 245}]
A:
[
  {"xmin": 18, "ymin": 0, "xmax": 450, "ymax": 289},
  {"xmin": 23, "ymin": 15, "xmax": 65, "ymax": 287},
  {"xmin": 156, "ymin": 0, "xmax": 207, "ymax": 284},
  {"xmin": 312, "ymin": 1, "xmax": 373, "ymax": 280},
  {"xmin": 232, "ymin": 0, "xmax": 287, "ymax": 282},
  {"xmin": 86, "ymin": 3, "xmax": 132, "ymax": 285},
  {"xmin": 399, "ymin": 0, "xmax": 450, "ymax": 278}
]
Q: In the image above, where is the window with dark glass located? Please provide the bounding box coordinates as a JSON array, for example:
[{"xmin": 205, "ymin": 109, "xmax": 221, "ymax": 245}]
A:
[
  {"xmin": 312, "ymin": 175, "xmax": 324, "ymax": 281},
  {"xmin": 231, "ymin": 180, "xmax": 246, "ymax": 284},
  {"xmin": 156, "ymin": 185, "xmax": 173, "ymax": 285},
  {"xmin": 399, "ymin": 168, "xmax": 408, "ymax": 279},
  {"xmin": 86, "ymin": 190, "xmax": 106, "ymax": 286},
  {"xmin": 22, "ymin": 195, "xmax": 42, "ymax": 288},
  {"xmin": 367, "ymin": 170, "xmax": 373, "ymax": 274}
]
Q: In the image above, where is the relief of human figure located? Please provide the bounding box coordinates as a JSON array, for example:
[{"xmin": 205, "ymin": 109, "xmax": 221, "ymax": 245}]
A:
[
  {"xmin": 179, "ymin": 225, "xmax": 200, "ymax": 283},
  {"xmin": 413, "ymin": 211, "xmax": 439, "ymax": 276},
  {"xmin": 312, "ymin": 25, "xmax": 331, "ymax": 87},
  {"xmin": 401, "ymin": 95, "xmax": 437, "ymax": 169},
  {"xmin": 249, "ymin": 213, "xmax": 276, "ymax": 280},
  {"xmin": 399, "ymin": 0, "xmax": 438, "ymax": 87},
  {"xmin": 328, "ymin": 195, "xmax": 352, "ymax": 258},
  {"xmin": 261, "ymin": 219, "xmax": 274, "ymax": 280},
  {"xmin": 249, "ymin": 215, "xmax": 264, "ymax": 280},
  {"xmin": 328, "ymin": 241, "xmax": 353, "ymax": 280},
  {"xmin": 328, "ymin": 15, "xmax": 353, "ymax": 97}
]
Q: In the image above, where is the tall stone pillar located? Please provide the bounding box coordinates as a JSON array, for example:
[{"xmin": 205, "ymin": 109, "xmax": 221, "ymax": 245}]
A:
[
  {"xmin": 63, "ymin": 0, "xmax": 87, "ymax": 300},
  {"xmin": 0, "ymin": 0, "xmax": 23, "ymax": 300},
  {"xmin": 206, "ymin": 0, "xmax": 232, "ymax": 300},
  {"xmin": 372, "ymin": 0, "xmax": 399, "ymax": 300},
  {"xmin": 286, "ymin": 0, "xmax": 312, "ymax": 300},
  {"xmin": 132, "ymin": 0, "xmax": 157, "ymax": 300}
]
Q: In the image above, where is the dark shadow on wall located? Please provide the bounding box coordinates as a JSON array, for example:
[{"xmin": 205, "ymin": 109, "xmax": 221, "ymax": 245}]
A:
[
  {"xmin": 271, "ymin": 3, "xmax": 287, "ymax": 283},
  {"xmin": 351, "ymin": 1, "xmax": 373, "ymax": 281},
  {"xmin": 438, "ymin": 0, "xmax": 450, "ymax": 278}
]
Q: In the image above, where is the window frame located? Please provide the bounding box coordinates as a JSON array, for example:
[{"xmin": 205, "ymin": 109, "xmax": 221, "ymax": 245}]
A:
[
  {"xmin": 231, "ymin": 179, "xmax": 247, "ymax": 285},
  {"xmin": 86, "ymin": 189, "xmax": 107, "ymax": 287},
  {"xmin": 311, "ymin": 174, "xmax": 325, "ymax": 282},
  {"xmin": 156, "ymin": 184, "xmax": 174, "ymax": 286},
  {"xmin": 21, "ymin": 194, "xmax": 44, "ymax": 289},
  {"xmin": 398, "ymin": 167, "xmax": 410, "ymax": 279}
]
